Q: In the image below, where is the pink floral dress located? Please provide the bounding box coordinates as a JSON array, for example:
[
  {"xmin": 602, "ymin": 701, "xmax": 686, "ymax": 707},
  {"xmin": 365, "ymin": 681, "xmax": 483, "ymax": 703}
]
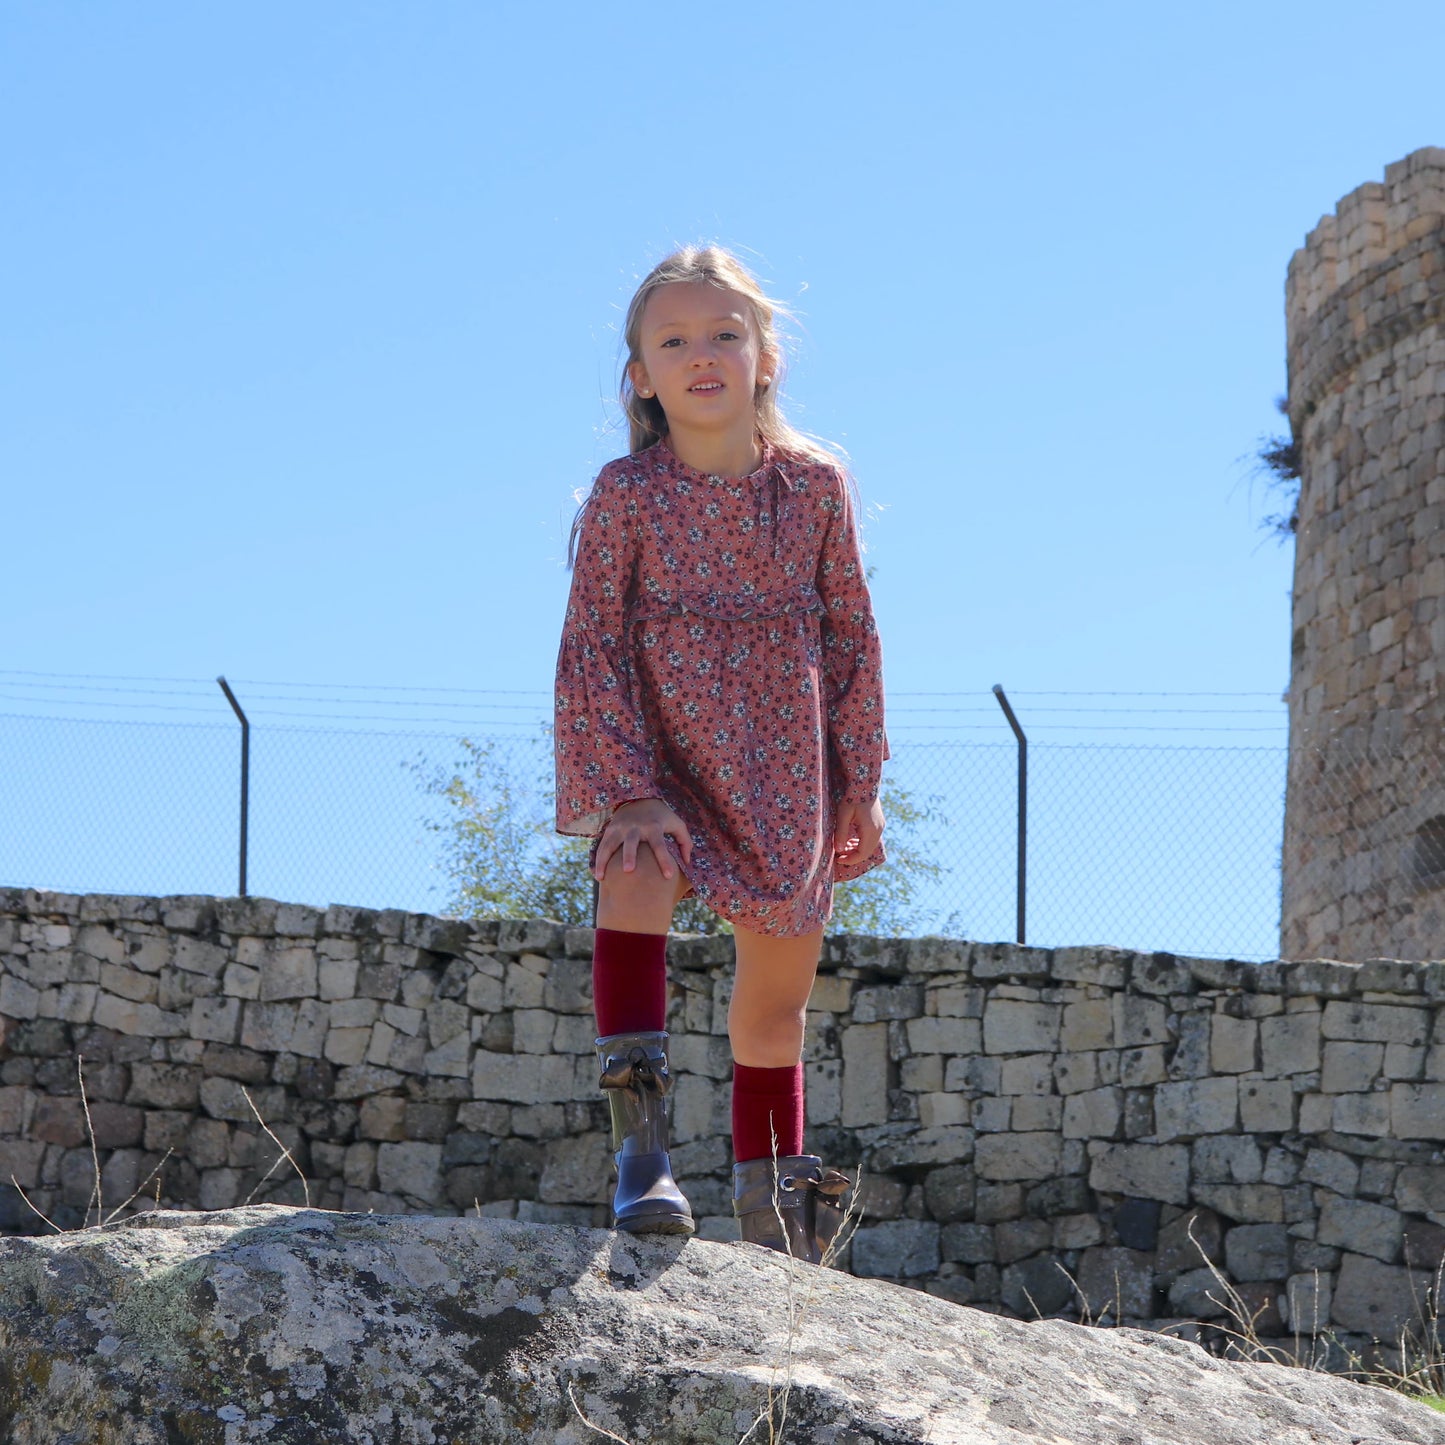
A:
[{"xmin": 554, "ymin": 440, "xmax": 888, "ymax": 936}]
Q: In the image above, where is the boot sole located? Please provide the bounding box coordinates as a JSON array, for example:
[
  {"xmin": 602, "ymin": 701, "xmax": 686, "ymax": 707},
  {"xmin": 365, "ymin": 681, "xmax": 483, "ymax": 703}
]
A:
[{"xmin": 615, "ymin": 1213, "xmax": 696, "ymax": 1237}]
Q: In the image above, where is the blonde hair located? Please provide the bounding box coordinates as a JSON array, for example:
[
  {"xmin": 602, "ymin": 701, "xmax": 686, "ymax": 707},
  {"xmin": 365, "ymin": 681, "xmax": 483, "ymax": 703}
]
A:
[{"xmin": 568, "ymin": 247, "xmax": 851, "ymax": 565}]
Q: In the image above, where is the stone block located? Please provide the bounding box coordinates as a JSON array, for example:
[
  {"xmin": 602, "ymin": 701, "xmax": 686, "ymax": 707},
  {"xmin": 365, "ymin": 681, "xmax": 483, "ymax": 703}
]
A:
[
  {"xmin": 1210, "ymin": 1015, "xmax": 1258, "ymax": 1074},
  {"xmin": 804, "ymin": 1058, "xmax": 842, "ymax": 1127},
  {"xmin": 922, "ymin": 1165, "xmax": 975, "ymax": 1222},
  {"xmin": 1193, "ymin": 1183, "xmax": 1285, "ymax": 1223},
  {"xmin": 509, "ymin": 1009, "xmax": 555, "ymax": 1054},
  {"xmin": 240, "ymin": 1001, "xmax": 298, "ymax": 1053},
  {"xmin": 465, "ymin": 972, "xmax": 504, "ymax": 1014},
  {"xmin": 1320, "ymin": 1041, "xmax": 1384, "ymax": 1093},
  {"xmin": 503, "ymin": 960, "xmax": 547, "ymax": 1010},
  {"xmin": 1224, "ymin": 1223, "xmax": 1289, "ymax": 1281},
  {"xmin": 998, "ymin": 1054, "xmax": 1053, "ymax": 1096},
  {"xmin": 1011, "ymin": 1096, "xmax": 1061, "ymax": 1132},
  {"xmin": 930, "ymin": 984, "xmax": 984, "ymax": 1018},
  {"xmin": 1061, "ymin": 1000, "xmax": 1113, "ymax": 1051},
  {"xmin": 995, "ymin": 1217, "xmax": 1051, "ymax": 1265},
  {"xmin": 1392, "ymin": 1083, "xmax": 1445, "ymax": 1139},
  {"xmin": 973, "ymin": 1098, "xmax": 1010, "ymax": 1132},
  {"xmin": 1000, "ymin": 1255, "xmax": 1075, "ymax": 1317},
  {"xmin": 982, "ymin": 1001, "xmax": 1061, "ymax": 1056},
  {"xmin": 55, "ymin": 983, "xmax": 97, "ymax": 1024},
  {"xmin": 905, "ymin": 1016, "xmax": 981, "ymax": 1055},
  {"xmin": 318, "ymin": 957, "xmax": 359, "ymax": 1002},
  {"xmin": 29, "ymin": 1096, "xmax": 86, "ymax": 1146},
  {"xmin": 1332, "ymin": 1092, "xmax": 1392, "ymax": 1137},
  {"xmin": 423, "ymin": 1032, "xmax": 472, "ymax": 1080},
  {"xmin": 189, "ymin": 997, "xmax": 241, "ymax": 1045},
  {"xmin": 325, "ymin": 1027, "xmax": 370, "ymax": 1067},
  {"xmin": 840, "ymin": 1024, "xmax": 889, "ymax": 1127},
  {"xmin": 1301, "ymin": 1148, "xmax": 1360, "ymax": 1196},
  {"xmin": 1062, "ymin": 1087, "xmax": 1121, "ymax": 1141},
  {"xmin": 919, "ymin": 1092, "xmax": 969, "ymax": 1128},
  {"xmin": 1396, "ymin": 1165, "xmax": 1445, "ymax": 1218},
  {"xmin": 127, "ymin": 1062, "xmax": 202, "ymax": 1111},
  {"xmin": 1076, "ymin": 1246, "xmax": 1155, "ymax": 1320},
  {"xmin": 851, "ymin": 1220, "xmax": 941, "ymax": 1278},
  {"xmin": 1157, "ymin": 1207, "xmax": 1223, "ymax": 1271},
  {"xmin": 1284, "ymin": 1272, "xmax": 1333, "ymax": 1335},
  {"xmin": 92, "ymin": 993, "xmax": 185, "ymax": 1037},
  {"xmin": 1317, "ymin": 1195, "xmax": 1403, "ymax": 1263},
  {"xmin": 1153, "ymin": 1077, "xmax": 1238, "ymax": 1141},
  {"xmin": 941, "ymin": 1221, "xmax": 993, "ymax": 1262},
  {"xmin": 1404, "ymin": 1220, "xmax": 1445, "ymax": 1269},
  {"xmin": 1191, "ymin": 1137, "xmax": 1262, "ymax": 1185},
  {"xmin": 1167, "ymin": 1267, "xmax": 1231, "ymax": 1319},
  {"xmin": 974, "ymin": 1133, "xmax": 1060, "ymax": 1182},
  {"xmin": 1114, "ymin": 995, "xmax": 1168, "ymax": 1050},
  {"xmin": 256, "ymin": 947, "xmax": 317, "ymax": 1002},
  {"xmin": 1052, "ymin": 1052, "xmax": 1098, "ymax": 1095},
  {"xmin": 1118, "ymin": 1046, "xmax": 1167, "ymax": 1087},
  {"xmin": 172, "ymin": 937, "xmax": 228, "ymax": 978},
  {"xmin": 1088, "ymin": 1143, "xmax": 1189, "ymax": 1205},
  {"xmin": 329, "ymin": 998, "xmax": 380, "ymax": 1029},
  {"xmin": 1386, "ymin": 1042, "xmax": 1426, "ymax": 1080},
  {"xmin": 1054, "ymin": 1213, "xmax": 1105, "ymax": 1250},
  {"xmin": 1332, "ymin": 1253, "xmax": 1420, "ymax": 1336},
  {"xmin": 537, "ymin": 1132, "xmax": 612, "ymax": 1204},
  {"xmin": 376, "ymin": 1141, "xmax": 443, "ymax": 1203},
  {"xmin": 1322, "ymin": 1001, "xmax": 1430, "ymax": 1046},
  {"xmin": 97, "ymin": 964, "xmax": 156, "ymax": 1004},
  {"xmin": 1239, "ymin": 1077, "xmax": 1295, "ymax": 1132},
  {"xmin": 1297, "ymin": 1094, "xmax": 1332, "ymax": 1133},
  {"xmin": 853, "ymin": 984, "xmax": 923, "ymax": 1022},
  {"xmin": 222, "ymin": 963, "xmax": 261, "ymax": 1001},
  {"xmin": 1258, "ymin": 1011, "xmax": 1321, "ymax": 1078},
  {"xmin": 543, "ymin": 958, "xmax": 593, "ymax": 1014}
]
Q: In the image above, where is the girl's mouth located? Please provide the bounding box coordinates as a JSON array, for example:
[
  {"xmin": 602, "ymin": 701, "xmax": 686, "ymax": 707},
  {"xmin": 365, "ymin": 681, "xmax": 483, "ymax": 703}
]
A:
[{"xmin": 688, "ymin": 381, "xmax": 724, "ymax": 393}]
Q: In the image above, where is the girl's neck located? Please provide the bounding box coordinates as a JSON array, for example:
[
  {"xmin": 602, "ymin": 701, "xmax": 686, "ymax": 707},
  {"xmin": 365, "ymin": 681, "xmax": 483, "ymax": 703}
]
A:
[{"xmin": 664, "ymin": 424, "xmax": 764, "ymax": 479}]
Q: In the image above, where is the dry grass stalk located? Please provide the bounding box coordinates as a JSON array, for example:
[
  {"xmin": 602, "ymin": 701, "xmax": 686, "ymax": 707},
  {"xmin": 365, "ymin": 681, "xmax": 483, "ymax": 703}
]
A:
[
  {"xmin": 240, "ymin": 1086, "xmax": 311, "ymax": 1208},
  {"xmin": 77, "ymin": 1054, "xmax": 102, "ymax": 1227}
]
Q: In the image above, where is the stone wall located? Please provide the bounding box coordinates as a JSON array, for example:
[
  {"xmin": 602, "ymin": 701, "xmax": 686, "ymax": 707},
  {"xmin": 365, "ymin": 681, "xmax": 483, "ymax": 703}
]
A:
[
  {"xmin": 6, "ymin": 889, "xmax": 1445, "ymax": 1358},
  {"xmin": 1282, "ymin": 144, "xmax": 1445, "ymax": 961}
]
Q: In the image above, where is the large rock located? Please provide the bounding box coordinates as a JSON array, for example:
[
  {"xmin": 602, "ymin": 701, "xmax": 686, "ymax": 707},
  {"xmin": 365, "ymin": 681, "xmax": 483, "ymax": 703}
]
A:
[{"xmin": 1, "ymin": 1206, "xmax": 1442, "ymax": 1445}]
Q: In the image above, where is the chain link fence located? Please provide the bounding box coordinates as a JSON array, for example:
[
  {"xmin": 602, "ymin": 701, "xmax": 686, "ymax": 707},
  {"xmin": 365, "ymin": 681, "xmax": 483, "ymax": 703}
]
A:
[{"xmin": 0, "ymin": 707, "xmax": 1313, "ymax": 961}]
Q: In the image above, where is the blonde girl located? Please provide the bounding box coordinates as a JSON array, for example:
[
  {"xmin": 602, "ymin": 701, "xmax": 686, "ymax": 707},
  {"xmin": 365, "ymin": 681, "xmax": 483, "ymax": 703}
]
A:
[{"xmin": 555, "ymin": 246, "xmax": 887, "ymax": 1261}]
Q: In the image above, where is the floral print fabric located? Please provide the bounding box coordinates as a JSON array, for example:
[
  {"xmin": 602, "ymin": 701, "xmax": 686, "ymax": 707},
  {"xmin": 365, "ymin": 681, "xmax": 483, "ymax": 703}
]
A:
[{"xmin": 554, "ymin": 440, "xmax": 888, "ymax": 936}]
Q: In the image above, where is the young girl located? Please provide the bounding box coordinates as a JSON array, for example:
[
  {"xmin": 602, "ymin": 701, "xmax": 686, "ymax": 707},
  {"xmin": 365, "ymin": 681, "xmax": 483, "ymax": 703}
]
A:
[{"xmin": 554, "ymin": 246, "xmax": 887, "ymax": 1264}]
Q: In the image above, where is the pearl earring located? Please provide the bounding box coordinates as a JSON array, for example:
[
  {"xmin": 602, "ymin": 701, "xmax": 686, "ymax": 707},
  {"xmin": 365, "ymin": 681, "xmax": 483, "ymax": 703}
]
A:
[
  {"xmin": 759, "ymin": 376, "xmax": 772, "ymax": 388},
  {"xmin": 639, "ymin": 387, "xmax": 652, "ymax": 397}
]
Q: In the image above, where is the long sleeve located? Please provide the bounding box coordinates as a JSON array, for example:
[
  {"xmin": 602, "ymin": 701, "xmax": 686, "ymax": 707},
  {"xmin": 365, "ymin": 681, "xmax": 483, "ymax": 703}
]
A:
[
  {"xmin": 554, "ymin": 476, "xmax": 663, "ymax": 837},
  {"xmin": 816, "ymin": 470, "xmax": 889, "ymax": 805}
]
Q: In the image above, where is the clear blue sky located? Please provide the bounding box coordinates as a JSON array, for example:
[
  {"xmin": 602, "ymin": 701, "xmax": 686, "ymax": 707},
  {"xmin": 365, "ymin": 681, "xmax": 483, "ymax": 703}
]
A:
[{"xmin": 2, "ymin": 4, "xmax": 1441, "ymax": 952}]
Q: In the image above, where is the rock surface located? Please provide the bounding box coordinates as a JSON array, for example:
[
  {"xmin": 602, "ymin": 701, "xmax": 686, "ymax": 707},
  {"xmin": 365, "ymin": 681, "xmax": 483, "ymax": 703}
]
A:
[{"xmin": 2, "ymin": 1208, "xmax": 1443, "ymax": 1444}]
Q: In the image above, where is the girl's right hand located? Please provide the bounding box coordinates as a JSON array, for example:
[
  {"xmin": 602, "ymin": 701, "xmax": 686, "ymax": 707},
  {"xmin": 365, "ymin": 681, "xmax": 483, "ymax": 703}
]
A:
[{"xmin": 593, "ymin": 798, "xmax": 693, "ymax": 881}]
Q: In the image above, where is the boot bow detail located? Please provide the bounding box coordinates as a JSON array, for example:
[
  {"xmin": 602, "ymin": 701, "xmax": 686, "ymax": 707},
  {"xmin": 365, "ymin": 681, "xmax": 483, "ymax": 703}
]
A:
[{"xmin": 598, "ymin": 1043, "xmax": 672, "ymax": 1095}]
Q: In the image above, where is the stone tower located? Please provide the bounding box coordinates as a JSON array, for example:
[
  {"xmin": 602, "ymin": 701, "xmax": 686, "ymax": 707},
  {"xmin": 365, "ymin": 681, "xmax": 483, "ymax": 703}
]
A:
[{"xmin": 1281, "ymin": 147, "xmax": 1445, "ymax": 961}]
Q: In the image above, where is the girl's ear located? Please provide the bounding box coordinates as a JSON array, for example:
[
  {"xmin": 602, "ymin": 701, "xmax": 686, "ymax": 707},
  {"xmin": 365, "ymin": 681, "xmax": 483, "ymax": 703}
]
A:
[
  {"xmin": 757, "ymin": 344, "xmax": 780, "ymax": 389},
  {"xmin": 628, "ymin": 359, "xmax": 653, "ymax": 398}
]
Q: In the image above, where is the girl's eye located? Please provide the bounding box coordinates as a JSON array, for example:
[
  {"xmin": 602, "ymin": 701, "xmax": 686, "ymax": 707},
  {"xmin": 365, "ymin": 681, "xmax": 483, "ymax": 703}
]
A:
[
  {"xmin": 660, "ymin": 337, "xmax": 683, "ymax": 348},
  {"xmin": 716, "ymin": 331, "xmax": 740, "ymax": 342}
]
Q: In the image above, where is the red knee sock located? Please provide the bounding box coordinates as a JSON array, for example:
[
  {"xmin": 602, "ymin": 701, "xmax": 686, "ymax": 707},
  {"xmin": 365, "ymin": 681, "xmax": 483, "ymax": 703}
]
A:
[
  {"xmin": 592, "ymin": 928, "xmax": 668, "ymax": 1037},
  {"xmin": 731, "ymin": 1062, "xmax": 806, "ymax": 1162}
]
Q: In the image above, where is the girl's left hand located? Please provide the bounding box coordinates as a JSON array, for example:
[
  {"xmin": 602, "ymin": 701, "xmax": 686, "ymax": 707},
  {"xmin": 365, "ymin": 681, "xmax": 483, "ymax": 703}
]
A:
[{"xmin": 833, "ymin": 796, "xmax": 885, "ymax": 863}]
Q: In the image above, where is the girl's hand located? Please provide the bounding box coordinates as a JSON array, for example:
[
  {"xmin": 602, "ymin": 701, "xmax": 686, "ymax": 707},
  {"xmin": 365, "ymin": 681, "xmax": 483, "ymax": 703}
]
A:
[
  {"xmin": 593, "ymin": 798, "xmax": 693, "ymax": 881},
  {"xmin": 833, "ymin": 796, "xmax": 885, "ymax": 864}
]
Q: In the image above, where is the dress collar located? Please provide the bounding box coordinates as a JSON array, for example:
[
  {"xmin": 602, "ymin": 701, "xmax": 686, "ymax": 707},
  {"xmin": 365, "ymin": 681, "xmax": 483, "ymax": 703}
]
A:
[{"xmin": 651, "ymin": 439, "xmax": 803, "ymax": 493}]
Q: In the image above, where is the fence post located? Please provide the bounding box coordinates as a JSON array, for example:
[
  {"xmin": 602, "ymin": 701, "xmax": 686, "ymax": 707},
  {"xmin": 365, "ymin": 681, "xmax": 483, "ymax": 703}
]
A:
[
  {"xmin": 991, "ymin": 685, "xmax": 1027, "ymax": 944},
  {"xmin": 217, "ymin": 677, "xmax": 250, "ymax": 897}
]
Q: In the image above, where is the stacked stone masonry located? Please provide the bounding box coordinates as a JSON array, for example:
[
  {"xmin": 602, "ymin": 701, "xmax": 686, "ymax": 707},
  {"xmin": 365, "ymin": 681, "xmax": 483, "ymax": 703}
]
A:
[
  {"xmin": 7, "ymin": 890, "xmax": 1445, "ymax": 1363},
  {"xmin": 1282, "ymin": 145, "xmax": 1445, "ymax": 961}
]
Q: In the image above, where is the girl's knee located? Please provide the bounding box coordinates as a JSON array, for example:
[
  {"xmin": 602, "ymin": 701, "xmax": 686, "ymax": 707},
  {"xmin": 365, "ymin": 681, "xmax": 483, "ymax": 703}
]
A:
[{"xmin": 596, "ymin": 848, "xmax": 685, "ymax": 931}]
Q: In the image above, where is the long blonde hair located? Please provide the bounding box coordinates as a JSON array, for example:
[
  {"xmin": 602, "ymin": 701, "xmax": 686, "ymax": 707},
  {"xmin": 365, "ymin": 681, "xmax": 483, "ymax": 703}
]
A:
[{"xmin": 568, "ymin": 247, "xmax": 847, "ymax": 564}]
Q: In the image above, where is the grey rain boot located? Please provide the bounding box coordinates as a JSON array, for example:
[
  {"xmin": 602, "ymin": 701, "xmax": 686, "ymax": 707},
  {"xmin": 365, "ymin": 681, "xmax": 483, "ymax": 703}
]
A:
[
  {"xmin": 732, "ymin": 1155, "xmax": 852, "ymax": 1265},
  {"xmin": 596, "ymin": 1031, "xmax": 695, "ymax": 1236}
]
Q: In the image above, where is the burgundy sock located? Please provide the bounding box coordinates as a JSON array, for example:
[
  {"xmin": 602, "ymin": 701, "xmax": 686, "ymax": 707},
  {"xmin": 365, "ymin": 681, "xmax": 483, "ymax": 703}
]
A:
[
  {"xmin": 731, "ymin": 1062, "xmax": 806, "ymax": 1162},
  {"xmin": 592, "ymin": 928, "xmax": 668, "ymax": 1037}
]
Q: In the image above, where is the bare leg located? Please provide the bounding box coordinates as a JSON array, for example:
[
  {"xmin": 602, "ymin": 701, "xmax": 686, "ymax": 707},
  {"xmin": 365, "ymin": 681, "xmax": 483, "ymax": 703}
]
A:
[
  {"xmin": 595, "ymin": 844, "xmax": 690, "ymax": 934},
  {"xmin": 728, "ymin": 926, "xmax": 825, "ymax": 1066}
]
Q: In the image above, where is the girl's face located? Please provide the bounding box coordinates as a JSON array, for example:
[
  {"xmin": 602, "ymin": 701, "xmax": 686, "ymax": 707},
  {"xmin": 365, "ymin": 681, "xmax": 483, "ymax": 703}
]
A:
[{"xmin": 629, "ymin": 281, "xmax": 772, "ymax": 441}]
